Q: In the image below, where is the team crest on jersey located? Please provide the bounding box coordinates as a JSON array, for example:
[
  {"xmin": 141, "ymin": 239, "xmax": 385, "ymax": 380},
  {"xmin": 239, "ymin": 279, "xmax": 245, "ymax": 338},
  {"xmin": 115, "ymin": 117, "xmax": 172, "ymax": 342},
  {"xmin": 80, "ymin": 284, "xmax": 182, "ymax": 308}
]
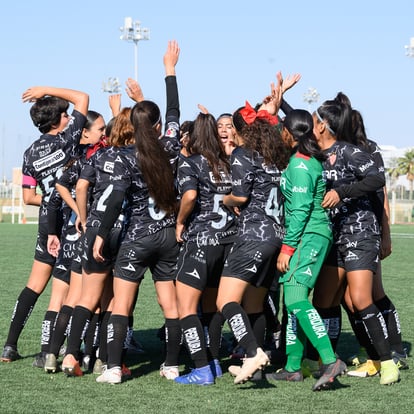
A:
[
  {"xmin": 103, "ymin": 161, "xmax": 114, "ymax": 173},
  {"xmin": 165, "ymin": 127, "xmax": 177, "ymax": 138},
  {"xmin": 328, "ymin": 153, "xmax": 336, "ymax": 166},
  {"xmin": 295, "ymin": 161, "xmax": 308, "ymax": 170}
]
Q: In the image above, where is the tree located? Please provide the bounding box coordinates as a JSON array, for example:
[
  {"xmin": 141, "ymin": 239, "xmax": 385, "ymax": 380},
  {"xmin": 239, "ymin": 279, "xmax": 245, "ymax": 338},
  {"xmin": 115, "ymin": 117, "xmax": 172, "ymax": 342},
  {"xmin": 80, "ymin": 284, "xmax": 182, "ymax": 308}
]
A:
[{"xmin": 388, "ymin": 149, "xmax": 414, "ymax": 200}]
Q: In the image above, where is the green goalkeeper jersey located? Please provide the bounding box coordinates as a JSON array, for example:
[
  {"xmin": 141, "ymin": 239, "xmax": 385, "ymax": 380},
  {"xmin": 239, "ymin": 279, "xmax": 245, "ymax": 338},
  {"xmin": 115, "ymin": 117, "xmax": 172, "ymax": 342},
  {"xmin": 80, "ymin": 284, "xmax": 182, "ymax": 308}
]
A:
[{"xmin": 280, "ymin": 152, "xmax": 332, "ymax": 255}]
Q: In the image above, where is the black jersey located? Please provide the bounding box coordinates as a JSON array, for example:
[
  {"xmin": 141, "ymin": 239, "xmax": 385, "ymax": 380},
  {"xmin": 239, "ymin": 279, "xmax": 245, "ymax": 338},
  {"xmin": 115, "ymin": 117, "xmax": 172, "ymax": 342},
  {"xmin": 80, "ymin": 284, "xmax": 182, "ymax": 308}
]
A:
[
  {"xmin": 22, "ymin": 110, "xmax": 86, "ymax": 225},
  {"xmin": 110, "ymin": 145, "xmax": 176, "ymax": 241},
  {"xmin": 230, "ymin": 146, "xmax": 284, "ymax": 244},
  {"xmin": 322, "ymin": 141, "xmax": 382, "ymax": 243},
  {"xmin": 79, "ymin": 146, "xmax": 125, "ymax": 229},
  {"xmin": 177, "ymin": 153, "xmax": 237, "ymax": 246}
]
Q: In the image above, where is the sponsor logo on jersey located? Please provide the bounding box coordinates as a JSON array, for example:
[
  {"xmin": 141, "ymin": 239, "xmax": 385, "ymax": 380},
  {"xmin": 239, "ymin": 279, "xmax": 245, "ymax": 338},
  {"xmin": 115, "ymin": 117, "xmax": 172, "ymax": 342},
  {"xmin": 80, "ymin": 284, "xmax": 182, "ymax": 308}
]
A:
[
  {"xmin": 292, "ymin": 186, "xmax": 308, "ymax": 193},
  {"xmin": 36, "ymin": 243, "xmax": 43, "ymax": 253},
  {"xmin": 358, "ymin": 159, "xmax": 374, "ymax": 173},
  {"xmin": 232, "ymin": 158, "xmax": 242, "ymax": 166},
  {"xmin": 56, "ymin": 264, "xmax": 67, "ymax": 271},
  {"xmin": 346, "ymin": 240, "xmax": 358, "ymax": 249},
  {"xmin": 122, "ymin": 263, "xmax": 136, "ymax": 272},
  {"xmin": 295, "ymin": 161, "xmax": 308, "ymax": 170},
  {"xmin": 33, "ymin": 149, "xmax": 65, "ymax": 171},
  {"xmin": 103, "ymin": 161, "xmax": 114, "ymax": 174},
  {"xmin": 185, "ymin": 269, "xmax": 200, "ymax": 279},
  {"xmin": 114, "ymin": 156, "xmax": 123, "ymax": 163}
]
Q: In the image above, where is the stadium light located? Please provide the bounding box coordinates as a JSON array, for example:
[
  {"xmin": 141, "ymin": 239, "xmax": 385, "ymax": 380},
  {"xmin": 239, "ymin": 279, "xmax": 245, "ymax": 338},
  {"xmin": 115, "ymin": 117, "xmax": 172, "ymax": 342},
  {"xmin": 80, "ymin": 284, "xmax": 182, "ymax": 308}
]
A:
[
  {"xmin": 303, "ymin": 87, "xmax": 320, "ymax": 111},
  {"xmin": 120, "ymin": 17, "xmax": 150, "ymax": 81},
  {"xmin": 404, "ymin": 37, "xmax": 414, "ymax": 58},
  {"xmin": 102, "ymin": 77, "xmax": 121, "ymax": 94}
]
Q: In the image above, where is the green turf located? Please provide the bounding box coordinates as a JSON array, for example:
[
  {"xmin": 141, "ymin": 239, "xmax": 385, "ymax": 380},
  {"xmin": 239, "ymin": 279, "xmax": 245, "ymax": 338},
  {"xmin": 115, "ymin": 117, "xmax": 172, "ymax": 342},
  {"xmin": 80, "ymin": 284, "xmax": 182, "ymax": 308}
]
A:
[{"xmin": 0, "ymin": 223, "xmax": 412, "ymax": 413}]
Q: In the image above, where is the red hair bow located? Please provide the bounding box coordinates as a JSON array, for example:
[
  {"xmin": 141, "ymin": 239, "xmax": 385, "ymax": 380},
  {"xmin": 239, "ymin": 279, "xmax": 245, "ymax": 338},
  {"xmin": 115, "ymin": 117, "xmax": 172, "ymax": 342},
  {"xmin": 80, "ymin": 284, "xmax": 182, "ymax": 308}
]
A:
[{"xmin": 239, "ymin": 101, "xmax": 278, "ymax": 126}]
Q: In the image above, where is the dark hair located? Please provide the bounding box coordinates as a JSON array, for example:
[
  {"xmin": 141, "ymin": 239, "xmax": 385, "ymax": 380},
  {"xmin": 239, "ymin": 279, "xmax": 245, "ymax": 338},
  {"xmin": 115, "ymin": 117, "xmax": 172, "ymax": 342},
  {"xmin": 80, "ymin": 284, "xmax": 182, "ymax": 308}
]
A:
[
  {"xmin": 316, "ymin": 99, "xmax": 353, "ymax": 143},
  {"xmin": 283, "ymin": 109, "xmax": 326, "ymax": 161},
  {"xmin": 187, "ymin": 113, "xmax": 229, "ymax": 180},
  {"xmin": 105, "ymin": 117, "xmax": 115, "ymax": 138},
  {"xmin": 130, "ymin": 100, "xmax": 176, "ymax": 215},
  {"xmin": 351, "ymin": 109, "xmax": 370, "ymax": 150},
  {"xmin": 109, "ymin": 107, "xmax": 134, "ymax": 147},
  {"xmin": 84, "ymin": 110, "xmax": 103, "ymax": 130},
  {"xmin": 216, "ymin": 113, "xmax": 232, "ymax": 121},
  {"xmin": 334, "ymin": 91, "xmax": 352, "ymax": 107},
  {"xmin": 30, "ymin": 97, "xmax": 69, "ymax": 134},
  {"xmin": 232, "ymin": 106, "xmax": 289, "ymax": 170}
]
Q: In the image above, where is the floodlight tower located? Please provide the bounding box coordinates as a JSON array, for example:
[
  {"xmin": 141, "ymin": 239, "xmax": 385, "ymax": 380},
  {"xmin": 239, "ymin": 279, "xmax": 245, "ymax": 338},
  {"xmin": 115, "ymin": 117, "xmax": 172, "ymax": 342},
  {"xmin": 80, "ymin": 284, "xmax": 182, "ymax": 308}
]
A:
[
  {"xmin": 303, "ymin": 87, "xmax": 320, "ymax": 111},
  {"xmin": 120, "ymin": 17, "xmax": 150, "ymax": 81},
  {"xmin": 405, "ymin": 37, "xmax": 414, "ymax": 58},
  {"xmin": 102, "ymin": 77, "xmax": 121, "ymax": 94}
]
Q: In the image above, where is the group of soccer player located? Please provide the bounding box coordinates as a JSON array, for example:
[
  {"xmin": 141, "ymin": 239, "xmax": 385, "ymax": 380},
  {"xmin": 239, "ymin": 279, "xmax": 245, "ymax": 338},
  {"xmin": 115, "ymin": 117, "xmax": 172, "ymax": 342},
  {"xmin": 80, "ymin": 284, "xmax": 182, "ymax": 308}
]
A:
[{"xmin": 1, "ymin": 40, "xmax": 408, "ymax": 390}]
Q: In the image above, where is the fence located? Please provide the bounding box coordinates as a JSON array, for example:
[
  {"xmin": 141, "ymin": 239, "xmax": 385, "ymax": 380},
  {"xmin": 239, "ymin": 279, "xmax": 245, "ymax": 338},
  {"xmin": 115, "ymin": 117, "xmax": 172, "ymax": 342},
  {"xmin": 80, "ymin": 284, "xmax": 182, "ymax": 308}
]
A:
[{"xmin": 1, "ymin": 184, "xmax": 413, "ymax": 225}]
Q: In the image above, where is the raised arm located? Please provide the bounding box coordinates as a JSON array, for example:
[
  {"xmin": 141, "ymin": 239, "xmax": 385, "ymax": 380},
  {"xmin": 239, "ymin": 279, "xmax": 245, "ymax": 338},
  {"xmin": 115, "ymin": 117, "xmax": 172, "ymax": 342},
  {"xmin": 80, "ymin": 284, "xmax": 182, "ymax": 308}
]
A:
[{"xmin": 22, "ymin": 87, "xmax": 89, "ymax": 116}]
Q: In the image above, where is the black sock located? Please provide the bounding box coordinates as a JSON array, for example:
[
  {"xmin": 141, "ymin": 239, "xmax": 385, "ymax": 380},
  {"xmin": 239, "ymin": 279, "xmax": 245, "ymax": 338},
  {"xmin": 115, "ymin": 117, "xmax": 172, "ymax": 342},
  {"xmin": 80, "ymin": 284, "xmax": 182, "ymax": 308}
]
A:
[
  {"xmin": 5, "ymin": 287, "xmax": 39, "ymax": 348},
  {"xmin": 359, "ymin": 304, "xmax": 391, "ymax": 361},
  {"xmin": 180, "ymin": 314, "xmax": 208, "ymax": 368},
  {"xmin": 248, "ymin": 312, "xmax": 266, "ymax": 348},
  {"xmin": 202, "ymin": 312, "xmax": 223, "ymax": 361},
  {"xmin": 49, "ymin": 305, "xmax": 73, "ymax": 356},
  {"xmin": 164, "ymin": 318, "xmax": 182, "ymax": 366},
  {"xmin": 40, "ymin": 310, "xmax": 58, "ymax": 353},
  {"xmin": 83, "ymin": 312, "xmax": 100, "ymax": 356},
  {"xmin": 343, "ymin": 303, "xmax": 379, "ymax": 360},
  {"xmin": 375, "ymin": 295, "xmax": 405, "ymax": 354},
  {"xmin": 222, "ymin": 302, "xmax": 258, "ymax": 358},
  {"xmin": 98, "ymin": 311, "xmax": 111, "ymax": 363},
  {"xmin": 65, "ymin": 306, "xmax": 92, "ymax": 360},
  {"xmin": 107, "ymin": 314, "xmax": 128, "ymax": 369}
]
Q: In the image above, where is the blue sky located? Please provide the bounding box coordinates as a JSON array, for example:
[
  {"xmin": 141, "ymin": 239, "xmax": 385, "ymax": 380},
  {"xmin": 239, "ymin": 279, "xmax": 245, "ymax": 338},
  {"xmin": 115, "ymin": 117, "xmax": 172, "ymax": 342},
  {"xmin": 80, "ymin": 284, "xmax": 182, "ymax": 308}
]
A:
[{"xmin": 1, "ymin": 0, "xmax": 413, "ymax": 180}]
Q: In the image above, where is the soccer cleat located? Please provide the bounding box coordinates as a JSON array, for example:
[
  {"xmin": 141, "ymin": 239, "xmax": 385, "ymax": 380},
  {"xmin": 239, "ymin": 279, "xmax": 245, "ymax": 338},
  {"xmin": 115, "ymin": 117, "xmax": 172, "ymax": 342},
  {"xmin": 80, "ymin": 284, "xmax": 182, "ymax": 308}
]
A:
[
  {"xmin": 121, "ymin": 364, "xmax": 132, "ymax": 379},
  {"xmin": 391, "ymin": 350, "xmax": 409, "ymax": 370},
  {"xmin": 174, "ymin": 365, "xmax": 214, "ymax": 385},
  {"xmin": 44, "ymin": 353, "xmax": 57, "ymax": 373},
  {"xmin": 266, "ymin": 368, "xmax": 304, "ymax": 382},
  {"xmin": 346, "ymin": 347, "xmax": 368, "ymax": 367},
  {"xmin": 234, "ymin": 347, "xmax": 270, "ymax": 384},
  {"xmin": 1, "ymin": 345, "xmax": 21, "ymax": 362},
  {"xmin": 312, "ymin": 358, "xmax": 347, "ymax": 391},
  {"xmin": 380, "ymin": 359, "xmax": 400, "ymax": 385},
  {"xmin": 160, "ymin": 363, "xmax": 179, "ymax": 380},
  {"xmin": 301, "ymin": 358, "xmax": 321, "ymax": 378},
  {"xmin": 82, "ymin": 354, "xmax": 91, "ymax": 371},
  {"xmin": 62, "ymin": 354, "xmax": 83, "ymax": 377},
  {"xmin": 96, "ymin": 366, "xmax": 122, "ymax": 384},
  {"xmin": 209, "ymin": 359, "xmax": 223, "ymax": 378},
  {"xmin": 32, "ymin": 352, "xmax": 47, "ymax": 368},
  {"xmin": 347, "ymin": 359, "xmax": 380, "ymax": 377},
  {"xmin": 228, "ymin": 365, "xmax": 264, "ymax": 381},
  {"xmin": 93, "ymin": 358, "xmax": 105, "ymax": 374}
]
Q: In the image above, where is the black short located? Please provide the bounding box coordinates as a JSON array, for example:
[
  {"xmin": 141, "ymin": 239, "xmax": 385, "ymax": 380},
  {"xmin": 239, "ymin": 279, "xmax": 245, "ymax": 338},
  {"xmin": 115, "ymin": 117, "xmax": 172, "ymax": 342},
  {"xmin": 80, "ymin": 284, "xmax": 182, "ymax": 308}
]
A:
[
  {"xmin": 34, "ymin": 222, "xmax": 56, "ymax": 266},
  {"xmin": 52, "ymin": 226, "xmax": 81, "ymax": 283},
  {"xmin": 70, "ymin": 235, "xmax": 84, "ymax": 275},
  {"xmin": 114, "ymin": 227, "xmax": 179, "ymax": 283},
  {"xmin": 82, "ymin": 227, "xmax": 122, "ymax": 274},
  {"xmin": 324, "ymin": 236, "xmax": 380, "ymax": 273},
  {"xmin": 222, "ymin": 240, "xmax": 280, "ymax": 289},
  {"xmin": 176, "ymin": 242, "xmax": 232, "ymax": 291}
]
